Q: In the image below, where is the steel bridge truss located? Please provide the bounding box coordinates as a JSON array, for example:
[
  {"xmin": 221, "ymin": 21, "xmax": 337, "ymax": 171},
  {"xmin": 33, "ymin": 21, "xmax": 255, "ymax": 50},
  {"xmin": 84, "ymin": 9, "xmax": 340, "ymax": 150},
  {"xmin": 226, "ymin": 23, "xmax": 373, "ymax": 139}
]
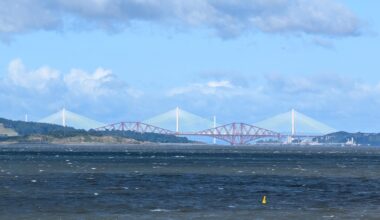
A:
[
  {"xmin": 190, "ymin": 122, "xmax": 281, "ymax": 145},
  {"xmin": 95, "ymin": 122, "xmax": 280, "ymax": 145},
  {"xmin": 95, "ymin": 122, "xmax": 174, "ymax": 135}
]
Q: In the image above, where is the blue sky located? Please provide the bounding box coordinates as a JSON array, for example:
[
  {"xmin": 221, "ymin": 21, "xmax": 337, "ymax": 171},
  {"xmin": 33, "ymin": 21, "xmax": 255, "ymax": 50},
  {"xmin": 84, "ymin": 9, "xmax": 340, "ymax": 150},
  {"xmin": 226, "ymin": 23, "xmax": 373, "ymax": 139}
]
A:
[{"xmin": 0, "ymin": 0, "xmax": 379, "ymax": 132}]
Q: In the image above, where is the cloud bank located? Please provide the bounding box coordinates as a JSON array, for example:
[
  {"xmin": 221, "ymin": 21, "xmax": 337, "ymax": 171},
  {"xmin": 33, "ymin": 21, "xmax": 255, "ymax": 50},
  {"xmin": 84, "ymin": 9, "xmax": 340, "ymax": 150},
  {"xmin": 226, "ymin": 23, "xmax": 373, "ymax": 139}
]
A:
[
  {"xmin": 0, "ymin": 0, "xmax": 361, "ymax": 38},
  {"xmin": 0, "ymin": 59, "xmax": 141, "ymax": 121},
  {"xmin": 167, "ymin": 72, "xmax": 380, "ymax": 131},
  {"xmin": 168, "ymin": 73, "xmax": 380, "ymax": 106}
]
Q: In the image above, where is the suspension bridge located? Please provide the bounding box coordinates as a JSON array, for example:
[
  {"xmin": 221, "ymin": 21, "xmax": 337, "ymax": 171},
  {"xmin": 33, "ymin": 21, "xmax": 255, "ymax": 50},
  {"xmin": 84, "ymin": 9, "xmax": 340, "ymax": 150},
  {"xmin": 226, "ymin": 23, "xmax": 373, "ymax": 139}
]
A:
[{"xmin": 39, "ymin": 107, "xmax": 336, "ymax": 145}]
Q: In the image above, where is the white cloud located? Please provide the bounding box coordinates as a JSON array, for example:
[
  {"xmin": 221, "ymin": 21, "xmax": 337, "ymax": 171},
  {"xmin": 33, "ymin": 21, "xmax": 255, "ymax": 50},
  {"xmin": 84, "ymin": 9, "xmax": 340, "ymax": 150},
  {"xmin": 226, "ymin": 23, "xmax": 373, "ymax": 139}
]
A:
[
  {"xmin": 64, "ymin": 67, "xmax": 143, "ymax": 99},
  {"xmin": 249, "ymin": 0, "xmax": 360, "ymax": 36},
  {"xmin": 0, "ymin": 59, "xmax": 143, "ymax": 120},
  {"xmin": 0, "ymin": 0, "xmax": 362, "ymax": 38},
  {"xmin": 207, "ymin": 80, "xmax": 234, "ymax": 88},
  {"xmin": 0, "ymin": 0, "xmax": 60, "ymax": 34},
  {"xmin": 168, "ymin": 80, "xmax": 238, "ymax": 97},
  {"xmin": 167, "ymin": 73, "xmax": 380, "ymax": 112},
  {"xmin": 6, "ymin": 59, "xmax": 60, "ymax": 92},
  {"xmin": 1, "ymin": 59, "xmax": 143, "ymax": 100},
  {"xmin": 162, "ymin": 74, "xmax": 380, "ymax": 131},
  {"xmin": 65, "ymin": 68, "xmax": 115, "ymax": 97}
]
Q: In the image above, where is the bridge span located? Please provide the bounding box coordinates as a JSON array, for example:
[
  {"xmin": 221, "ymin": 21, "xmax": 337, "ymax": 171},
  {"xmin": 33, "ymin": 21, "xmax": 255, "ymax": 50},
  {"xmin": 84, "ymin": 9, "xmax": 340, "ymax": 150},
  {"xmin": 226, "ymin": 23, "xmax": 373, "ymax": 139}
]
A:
[
  {"xmin": 41, "ymin": 107, "xmax": 334, "ymax": 145},
  {"xmin": 95, "ymin": 122, "xmax": 281, "ymax": 145}
]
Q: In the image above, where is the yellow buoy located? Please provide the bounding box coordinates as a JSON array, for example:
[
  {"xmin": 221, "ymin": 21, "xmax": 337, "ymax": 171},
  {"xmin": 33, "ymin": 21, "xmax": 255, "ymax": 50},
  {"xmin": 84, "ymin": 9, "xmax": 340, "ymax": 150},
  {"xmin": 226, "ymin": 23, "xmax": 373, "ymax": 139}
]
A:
[{"xmin": 262, "ymin": 195, "xmax": 267, "ymax": 205}]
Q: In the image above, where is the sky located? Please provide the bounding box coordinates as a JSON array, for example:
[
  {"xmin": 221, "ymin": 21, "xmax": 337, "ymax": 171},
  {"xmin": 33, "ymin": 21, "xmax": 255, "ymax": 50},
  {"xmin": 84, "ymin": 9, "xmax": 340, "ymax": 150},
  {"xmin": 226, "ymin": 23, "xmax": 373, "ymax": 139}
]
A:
[{"xmin": 0, "ymin": 0, "xmax": 379, "ymax": 132}]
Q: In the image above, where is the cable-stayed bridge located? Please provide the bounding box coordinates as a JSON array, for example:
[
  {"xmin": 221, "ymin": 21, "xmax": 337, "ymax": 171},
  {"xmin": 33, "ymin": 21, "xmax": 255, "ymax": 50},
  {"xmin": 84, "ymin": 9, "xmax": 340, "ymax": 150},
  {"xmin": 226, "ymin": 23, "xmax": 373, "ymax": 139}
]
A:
[
  {"xmin": 40, "ymin": 107, "xmax": 336, "ymax": 145},
  {"xmin": 256, "ymin": 109, "xmax": 336, "ymax": 136},
  {"xmin": 39, "ymin": 108, "xmax": 105, "ymax": 130},
  {"xmin": 144, "ymin": 107, "xmax": 218, "ymax": 133}
]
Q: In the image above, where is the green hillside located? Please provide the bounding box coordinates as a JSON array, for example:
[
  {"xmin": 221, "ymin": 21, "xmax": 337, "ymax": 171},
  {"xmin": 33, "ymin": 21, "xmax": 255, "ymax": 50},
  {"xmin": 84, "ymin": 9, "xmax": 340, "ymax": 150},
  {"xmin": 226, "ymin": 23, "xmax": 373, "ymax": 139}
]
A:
[
  {"xmin": 0, "ymin": 123, "xmax": 18, "ymax": 137},
  {"xmin": 0, "ymin": 117, "xmax": 191, "ymax": 144}
]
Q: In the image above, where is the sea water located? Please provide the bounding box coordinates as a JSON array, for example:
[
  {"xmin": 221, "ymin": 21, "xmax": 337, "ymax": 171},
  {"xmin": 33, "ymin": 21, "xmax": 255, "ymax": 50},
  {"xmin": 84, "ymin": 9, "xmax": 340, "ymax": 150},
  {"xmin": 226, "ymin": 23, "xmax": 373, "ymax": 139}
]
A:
[{"xmin": 0, "ymin": 144, "xmax": 380, "ymax": 219}]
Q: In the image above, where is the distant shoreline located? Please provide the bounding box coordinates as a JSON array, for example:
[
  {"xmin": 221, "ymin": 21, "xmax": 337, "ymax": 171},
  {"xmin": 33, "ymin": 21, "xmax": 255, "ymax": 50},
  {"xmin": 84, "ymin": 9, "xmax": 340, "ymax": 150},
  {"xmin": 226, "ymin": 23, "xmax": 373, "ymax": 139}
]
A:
[
  {"xmin": 0, "ymin": 134, "xmax": 195, "ymax": 146},
  {"xmin": 0, "ymin": 143, "xmax": 379, "ymax": 154}
]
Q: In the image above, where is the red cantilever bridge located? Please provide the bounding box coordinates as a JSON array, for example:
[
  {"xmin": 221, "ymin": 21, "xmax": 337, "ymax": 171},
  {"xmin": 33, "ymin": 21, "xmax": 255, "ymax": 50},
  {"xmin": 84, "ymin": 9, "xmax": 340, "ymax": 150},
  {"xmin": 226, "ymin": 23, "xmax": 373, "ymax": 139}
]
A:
[{"xmin": 95, "ymin": 122, "xmax": 281, "ymax": 145}]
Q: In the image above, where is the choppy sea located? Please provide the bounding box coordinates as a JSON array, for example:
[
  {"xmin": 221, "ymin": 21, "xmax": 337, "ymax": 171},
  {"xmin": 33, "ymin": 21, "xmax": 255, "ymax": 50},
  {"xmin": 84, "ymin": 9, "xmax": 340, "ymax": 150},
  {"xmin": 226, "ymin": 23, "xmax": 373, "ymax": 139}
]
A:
[{"xmin": 0, "ymin": 144, "xmax": 380, "ymax": 219}]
